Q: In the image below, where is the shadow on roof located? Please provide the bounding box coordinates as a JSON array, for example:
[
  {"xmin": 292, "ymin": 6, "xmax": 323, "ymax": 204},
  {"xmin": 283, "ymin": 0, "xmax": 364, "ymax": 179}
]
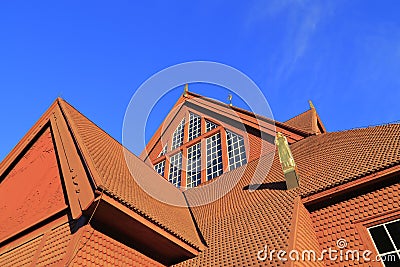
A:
[{"xmin": 243, "ymin": 181, "xmax": 287, "ymax": 191}]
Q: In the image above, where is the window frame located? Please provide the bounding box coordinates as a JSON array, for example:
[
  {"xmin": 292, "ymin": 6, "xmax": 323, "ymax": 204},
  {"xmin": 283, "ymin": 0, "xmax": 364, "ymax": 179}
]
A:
[
  {"xmin": 367, "ymin": 218, "xmax": 400, "ymax": 265},
  {"xmin": 205, "ymin": 119, "xmax": 218, "ymax": 132},
  {"xmin": 188, "ymin": 112, "xmax": 201, "ymax": 142},
  {"xmin": 186, "ymin": 142, "xmax": 202, "ymax": 188},
  {"xmin": 354, "ymin": 210, "xmax": 400, "ymax": 267},
  {"xmin": 171, "ymin": 119, "xmax": 185, "ymax": 151},
  {"xmin": 154, "ymin": 160, "xmax": 166, "ymax": 177},
  {"xmin": 168, "ymin": 152, "xmax": 182, "ymax": 187},
  {"xmin": 226, "ymin": 129, "xmax": 247, "ymax": 171},
  {"xmin": 158, "ymin": 144, "xmax": 167, "ymax": 157},
  {"xmin": 151, "ymin": 111, "xmax": 250, "ymax": 189},
  {"xmin": 205, "ymin": 132, "xmax": 223, "ymax": 181}
]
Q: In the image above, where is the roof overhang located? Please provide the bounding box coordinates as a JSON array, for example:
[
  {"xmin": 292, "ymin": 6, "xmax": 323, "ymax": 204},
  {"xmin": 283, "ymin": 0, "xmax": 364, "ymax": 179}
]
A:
[
  {"xmin": 89, "ymin": 193, "xmax": 201, "ymax": 266},
  {"xmin": 302, "ymin": 164, "xmax": 400, "ymax": 211}
]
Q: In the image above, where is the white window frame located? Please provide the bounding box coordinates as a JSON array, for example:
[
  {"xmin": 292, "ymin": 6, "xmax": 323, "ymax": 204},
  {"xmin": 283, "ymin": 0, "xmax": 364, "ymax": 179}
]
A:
[
  {"xmin": 206, "ymin": 132, "xmax": 223, "ymax": 181},
  {"xmin": 188, "ymin": 112, "xmax": 201, "ymax": 141},
  {"xmin": 154, "ymin": 160, "xmax": 165, "ymax": 177},
  {"xmin": 226, "ymin": 130, "xmax": 247, "ymax": 171},
  {"xmin": 158, "ymin": 144, "xmax": 167, "ymax": 157},
  {"xmin": 186, "ymin": 142, "xmax": 202, "ymax": 188},
  {"xmin": 168, "ymin": 152, "xmax": 182, "ymax": 187},
  {"xmin": 205, "ymin": 120, "xmax": 218, "ymax": 132},
  {"xmin": 368, "ymin": 218, "xmax": 400, "ymax": 266},
  {"xmin": 171, "ymin": 119, "xmax": 185, "ymax": 150}
]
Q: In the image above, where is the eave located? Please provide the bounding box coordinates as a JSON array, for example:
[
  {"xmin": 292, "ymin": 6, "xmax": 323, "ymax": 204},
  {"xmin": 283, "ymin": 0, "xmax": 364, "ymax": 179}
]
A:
[
  {"xmin": 88, "ymin": 193, "xmax": 202, "ymax": 266},
  {"xmin": 302, "ymin": 163, "xmax": 400, "ymax": 211}
]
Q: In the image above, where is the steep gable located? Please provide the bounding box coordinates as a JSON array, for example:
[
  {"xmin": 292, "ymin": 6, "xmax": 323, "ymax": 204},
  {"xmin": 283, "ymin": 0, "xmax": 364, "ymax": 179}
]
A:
[
  {"xmin": 285, "ymin": 101, "xmax": 326, "ymax": 135},
  {"xmin": 1, "ymin": 98, "xmax": 204, "ymax": 265},
  {"xmin": 0, "ymin": 127, "xmax": 66, "ymax": 243},
  {"xmin": 141, "ymin": 90, "xmax": 312, "ymax": 189},
  {"xmin": 59, "ymin": 99, "xmax": 203, "ymax": 248}
]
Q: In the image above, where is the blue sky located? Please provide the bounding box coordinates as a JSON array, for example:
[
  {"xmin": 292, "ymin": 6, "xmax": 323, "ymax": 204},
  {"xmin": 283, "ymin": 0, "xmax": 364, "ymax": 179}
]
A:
[{"xmin": 1, "ymin": 1, "xmax": 400, "ymax": 160}]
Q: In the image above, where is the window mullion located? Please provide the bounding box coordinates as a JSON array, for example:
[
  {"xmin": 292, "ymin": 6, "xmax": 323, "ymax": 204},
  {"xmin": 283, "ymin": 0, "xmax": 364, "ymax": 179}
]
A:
[
  {"xmin": 384, "ymin": 224, "xmax": 399, "ymax": 251},
  {"xmin": 220, "ymin": 128, "xmax": 229, "ymax": 172}
]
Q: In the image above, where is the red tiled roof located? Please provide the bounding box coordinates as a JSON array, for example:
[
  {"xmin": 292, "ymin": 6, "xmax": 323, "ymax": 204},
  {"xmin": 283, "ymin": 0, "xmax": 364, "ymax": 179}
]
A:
[
  {"xmin": 36, "ymin": 222, "xmax": 72, "ymax": 266},
  {"xmin": 1, "ymin": 95, "xmax": 400, "ymax": 266},
  {"xmin": 0, "ymin": 234, "xmax": 42, "ymax": 266},
  {"xmin": 285, "ymin": 108, "xmax": 326, "ymax": 134},
  {"xmin": 173, "ymin": 123, "xmax": 400, "ymax": 266},
  {"xmin": 0, "ymin": 219, "xmax": 166, "ymax": 267},
  {"xmin": 310, "ymin": 179, "xmax": 400, "ymax": 266},
  {"xmin": 69, "ymin": 225, "xmax": 164, "ymax": 266},
  {"xmin": 175, "ymin": 154, "xmax": 298, "ymax": 266},
  {"xmin": 293, "ymin": 124, "xmax": 400, "ymax": 196},
  {"xmin": 59, "ymin": 99, "xmax": 203, "ymax": 250},
  {"xmin": 285, "ymin": 109, "xmax": 315, "ymax": 133},
  {"xmin": 0, "ymin": 221, "xmax": 72, "ymax": 267},
  {"xmin": 288, "ymin": 197, "xmax": 325, "ymax": 266}
]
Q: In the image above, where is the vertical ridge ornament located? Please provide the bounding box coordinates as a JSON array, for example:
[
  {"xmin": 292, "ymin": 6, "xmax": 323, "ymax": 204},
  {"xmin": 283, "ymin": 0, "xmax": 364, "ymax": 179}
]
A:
[
  {"xmin": 308, "ymin": 100, "xmax": 320, "ymax": 134},
  {"xmin": 183, "ymin": 84, "xmax": 189, "ymax": 97},
  {"xmin": 308, "ymin": 100, "xmax": 315, "ymax": 110},
  {"xmin": 275, "ymin": 132, "xmax": 299, "ymax": 189}
]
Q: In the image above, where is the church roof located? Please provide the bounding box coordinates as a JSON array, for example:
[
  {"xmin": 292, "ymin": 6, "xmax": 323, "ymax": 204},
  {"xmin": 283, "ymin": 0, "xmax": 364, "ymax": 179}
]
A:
[
  {"xmin": 59, "ymin": 99, "xmax": 203, "ymax": 250},
  {"xmin": 293, "ymin": 123, "xmax": 400, "ymax": 197},
  {"xmin": 1, "ymin": 93, "xmax": 400, "ymax": 266},
  {"xmin": 173, "ymin": 122, "xmax": 400, "ymax": 266},
  {"xmin": 0, "ymin": 98, "xmax": 204, "ymax": 266},
  {"xmin": 284, "ymin": 102, "xmax": 326, "ymax": 135}
]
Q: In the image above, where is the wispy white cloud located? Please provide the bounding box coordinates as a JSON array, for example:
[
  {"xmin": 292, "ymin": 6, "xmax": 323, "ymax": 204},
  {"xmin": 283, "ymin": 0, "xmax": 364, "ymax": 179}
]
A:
[{"xmin": 245, "ymin": 0, "xmax": 336, "ymax": 83}]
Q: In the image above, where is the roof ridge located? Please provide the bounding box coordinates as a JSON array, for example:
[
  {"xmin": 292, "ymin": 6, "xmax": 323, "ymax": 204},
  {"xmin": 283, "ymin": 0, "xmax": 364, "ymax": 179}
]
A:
[
  {"xmin": 58, "ymin": 99, "xmax": 123, "ymax": 152},
  {"xmin": 186, "ymin": 91, "xmax": 312, "ymax": 137},
  {"xmin": 290, "ymin": 122, "xmax": 400, "ymax": 149},
  {"xmin": 337, "ymin": 121, "xmax": 400, "ymax": 132},
  {"xmin": 57, "ymin": 98, "xmax": 204, "ymax": 251},
  {"xmin": 321, "ymin": 121, "xmax": 400, "ymax": 135},
  {"xmin": 143, "ymin": 90, "xmax": 312, "ymax": 161},
  {"xmin": 58, "ymin": 98, "xmax": 162, "ymax": 173}
]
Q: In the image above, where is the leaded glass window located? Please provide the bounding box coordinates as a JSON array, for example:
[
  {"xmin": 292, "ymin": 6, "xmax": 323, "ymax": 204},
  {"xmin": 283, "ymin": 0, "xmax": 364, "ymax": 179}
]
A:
[
  {"xmin": 186, "ymin": 143, "xmax": 202, "ymax": 188},
  {"xmin": 158, "ymin": 144, "xmax": 167, "ymax": 157},
  {"xmin": 154, "ymin": 160, "xmax": 165, "ymax": 177},
  {"xmin": 188, "ymin": 113, "xmax": 201, "ymax": 141},
  {"xmin": 226, "ymin": 130, "xmax": 247, "ymax": 171},
  {"xmin": 168, "ymin": 152, "xmax": 182, "ymax": 187},
  {"xmin": 171, "ymin": 119, "xmax": 185, "ymax": 150},
  {"xmin": 206, "ymin": 133, "xmax": 223, "ymax": 180},
  {"xmin": 205, "ymin": 120, "xmax": 218, "ymax": 132}
]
